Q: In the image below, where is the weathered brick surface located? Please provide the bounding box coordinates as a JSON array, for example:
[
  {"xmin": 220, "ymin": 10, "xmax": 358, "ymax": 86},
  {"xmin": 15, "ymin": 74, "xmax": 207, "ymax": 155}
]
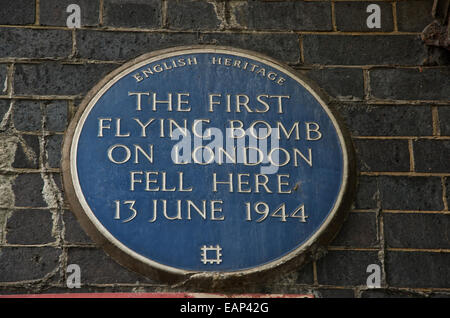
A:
[
  {"xmin": 438, "ymin": 106, "xmax": 450, "ymax": 136},
  {"xmin": 413, "ymin": 139, "xmax": 450, "ymax": 172},
  {"xmin": 45, "ymin": 134, "xmax": 63, "ymax": 169},
  {"xmin": 167, "ymin": 0, "xmax": 220, "ymax": 30},
  {"xmin": 0, "ymin": 247, "xmax": 60, "ymax": 282},
  {"xmin": 303, "ymin": 35, "xmax": 428, "ymax": 65},
  {"xmin": 198, "ymin": 33, "xmax": 301, "ymax": 64},
  {"xmin": 63, "ymin": 210, "xmax": 93, "ymax": 244},
  {"xmin": 12, "ymin": 134, "xmax": 40, "ymax": 169},
  {"xmin": 335, "ymin": 104, "xmax": 433, "ymax": 136},
  {"xmin": 12, "ymin": 174, "xmax": 46, "ymax": 208},
  {"xmin": 5, "ymin": 209, "xmax": 54, "ymax": 244},
  {"xmin": 51, "ymin": 172, "xmax": 63, "ymax": 193},
  {"xmin": 354, "ymin": 176, "xmax": 379, "ymax": 210},
  {"xmin": 384, "ymin": 213, "xmax": 450, "ymax": 249},
  {"xmin": 14, "ymin": 63, "xmax": 117, "ymax": 96},
  {"xmin": 0, "ymin": 28, "xmax": 72, "ymax": 59},
  {"xmin": 75, "ymin": 30, "xmax": 198, "ymax": 61},
  {"xmin": 354, "ymin": 175, "xmax": 445, "ymax": 211},
  {"xmin": 103, "ymin": 0, "xmax": 160, "ymax": 28},
  {"xmin": 0, "ymin": 99, "xmax": 9, "ymax": 120},
  {"xmin": 67, "ymin": 248, "xmax": 153, "ymax": 284},
  {"xmin": 0, "ymin": 0, "xmax": 448, "ymax": 298},
  {"xmin": 361, "ymin": 289, "xmax": 427, "ymax": 298},
  {"xmin": 353, "ymin": 139, "xmax": 410, "ymax": 172},
  {"xmin": 76, "ymin": 30, "xmax": 300, "ymax": 63},
  {"xmin": 318, "ymin": 288, "xmax": 355, "ymax": 298},
  {"xmin": 386, "ymin": 252, "xmax": 450, "ymax": 288},
  {"xmin": 446, "ymin": 178, "xmax": 450, "ymax": 208},
  {"xmin": 45, "ymin": 101, "xmax": 68, "ymax": 132},
  {"xmin": 370, "ymin": 68, "xmax": 450, "ymax": 100},
  {"xmin": 13, "ymin": 100, "xmax": 42, "ymax": 131},
  {"xmin": 0, "ymin": 0, "xmax": 35, "ymax": 25},
  {"xmin": 0, "ymin": 64, "xmax": 7, "ymax": 96},
  {"xmin": 316, "ymin": 250, "xmax": 380, "ymax": 286},
  {"xmin": 330, "ymin": 212, "xmax": 379, "ymax": 248},
  {"xmin": 396, "ymin": 0, "xmax": 434, "ymax": 32},
  {"xmin": 304, "ymin": 68, "xmax": 364, "ymax": 100},
  {"xmin": 378, "ymin": 176, "xmax": 443, "ymax": 211},
  {"xmin": 233, "ymin": 1, "xmax": 332, "ymax": 31},
  {"xmin": 439, "ymin": 106, "xmax": 450, "ymax": 135}
]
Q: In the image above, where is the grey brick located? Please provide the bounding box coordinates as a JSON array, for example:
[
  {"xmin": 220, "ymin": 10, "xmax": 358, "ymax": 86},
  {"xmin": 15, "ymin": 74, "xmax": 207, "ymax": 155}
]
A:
[
  {"xmin": 167, "ymin": 0, "xmax": 220, "ymax": 30},
  {"xmin": 317, "ymin": 288, "xmax": 355, "ymax": 298},
  {"xmin": 355, "ymin": 176, "xmax": 444, "ymax": 211},
  {"xmin": 304, "ymin": 68, "xmax": 364, "ymax": 100},
  {"xmin": 445, "ymin": 175, "xmax": 450, "ymax": 207},
  {"xmin": 0, "ymin": 0, "xmax": 35, "ymax": 25},
  {"xmin": 303, "ymin": 35, "xmax": 428, "ymax": 65},
  {"xmin": 63, "ymin": 210, "xmax": 93, "ymax": 244},
  {"xmin": 233, "ymin": 1, "xmax": 332, "ymax": 31},
  {"xmin": 51, "ymin": 172, "xmax": 63, "ymax": 195},
  {"xmin": 14, "ymin": 62, "xmax": 117, "ymax": 96},
  {"xmin": 295, "ymin": 263, "xmax": 314, "ymax": 285},
  {"xmin": 316, "ymin": 250, "xmax": 380, "ymax": 286},
  {"xmin": 6, "ymin": 209, "xmax": 54, "ymax": 244},
  {"xmin": 0, "ymin": 286, "xmax": 37, "ymax": 295},
  {"xmin": 396, "ymin": 0, "xmax": 434, "ymax": 32},
  {"xmin": 386, "ymin": 251, "xmax": 450, "ymax": 288},
  {"xmin": 330, "ymin": 212, "xmax": 379, "ymax": 248},
  {"xmin": 361, "ymin": 289, "xmax": 426, "ymax": 298},
  {"xmin": 76, "ymin": 30, "xmax": 300, "ymax": 63},
  {"xmin": 425, "ymin": 46, "xmax": 450, "ymax": 66},
  {"xmin": 0, "ymin": 28, "xmax": 72, "ymax": 58},
  {"xmin": 40, "ymin": 0, "xmax": 100, "ymax": 27},
  {"xmin": 104, "ymin": 0, "xmax": 160, "ymax": 28},
  {"xmin": 0, "ymin": 99, "xmax": 10, "ymax": 124},
  {"xmin": 198, "ymin": 33, "xmax": 300, "ymax": 64},
  {"xmin": 370, "ymin": 68, "xmax": 450, "ymax": 100},
  {"xmin": 13, "ymin": 100, "xmax": 42, "ymax": 131},
  {"xmin": 354, "ymin": 176, "xmax": 379, "ymax": 210},
  {"xmin": 439, "ymin": 107, "xmax": 450, "ymax": 136},
  {"xmin": 13, "ymin": 173, "xmax": 46, "ymax": 207},
  {"xmin": 0, "ymin": 247, "xmax": 61, "ymax": 282},
  {"xmin": 384, "ymin": 213, "xmax": 450, "ymax": 249},
  {"xmin": 354, "ymin": 139, "xmax": 410, "ymax": 172},
  {"xmin": 45, "ymin": 134, "xmax": 63, "ymax": 168},
  {"xmin": 413, "ymin": 139, "xmax": 450, "ymax": 172},
  {"xmin": 334, "ymin": 104, "xmax": 433, "ymax": 136},
  {"xmin": 430, "ymin": 292, "xmax": 450, "ymax": 298},
  {"xmin": 76, "ymin": 30, "xmax": 198, "ymax": 61},
  {"xmin": 0, "ymin": 64, "xmax": 7, "ymax": 95},
  {"xmin": 45, "ymin": 101, "xmax": 68, "ymax": 132},
  {"xmin": 378, "ymin": 176, "xmax": 443, "ymax": 211},
  {"xmin": 38, "ymin": 285, "xmax": 154, "ymax": 294},
  {"xmin": 12, "ymin": 134, "xmax": 40, "ymax": 169},
  {"xmin": 335, "ymin": 2, "xmax": 394, "ymax": 32},
  {"xmin": 67, "ymin": 247, "xmax": 153, "ymax": 284}
]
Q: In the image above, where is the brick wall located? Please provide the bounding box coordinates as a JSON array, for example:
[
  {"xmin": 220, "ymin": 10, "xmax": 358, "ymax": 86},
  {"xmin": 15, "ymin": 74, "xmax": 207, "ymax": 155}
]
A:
[{"xmin": 0, "ymin": 0, "xmax": 448, "ymax": 298}]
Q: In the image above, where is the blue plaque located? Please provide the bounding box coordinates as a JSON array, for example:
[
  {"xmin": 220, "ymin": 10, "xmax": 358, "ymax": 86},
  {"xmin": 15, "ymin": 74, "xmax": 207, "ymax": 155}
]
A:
[{"xmin": 62, "ymin": 46, "xmax": 355, "ymax": 284}]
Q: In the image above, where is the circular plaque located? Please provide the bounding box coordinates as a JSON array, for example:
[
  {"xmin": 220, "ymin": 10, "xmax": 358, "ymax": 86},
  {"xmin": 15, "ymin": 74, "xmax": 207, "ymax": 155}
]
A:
[{"xmin": 62, "ymin": 46, "xmax": 355, "ymax": 285}]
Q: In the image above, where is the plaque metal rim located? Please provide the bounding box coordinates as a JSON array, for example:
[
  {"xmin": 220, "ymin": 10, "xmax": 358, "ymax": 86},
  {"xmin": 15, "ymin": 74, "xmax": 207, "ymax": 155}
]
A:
[{"xmin": 61, "ymin": 45, "xmax": 356, "ymax": 285}]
